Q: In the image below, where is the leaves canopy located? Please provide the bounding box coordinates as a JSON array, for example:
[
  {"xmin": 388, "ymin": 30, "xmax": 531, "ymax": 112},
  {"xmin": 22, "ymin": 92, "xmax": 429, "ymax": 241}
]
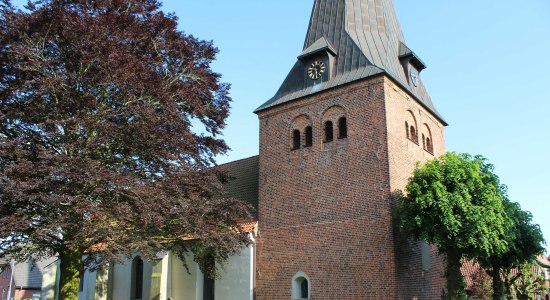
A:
[
  {"xmin": 398, "ymin": 152, "xmax": 509, "ymax": 258},
  {"xmin": 479, "ymin": 197, "xmax": 545, "ymax": 300},
  {"xmin": 503, "ymin": 260, "xmax": 547, "ymax": 300},
  {"xmin": 0, "ymin": 0, "xmax": 250, "ymax": 279},
  {"xmin": 397, "ymin": 152, "xmax": 511, "ymax": 298},
  {"xmin": 480, "ymin": 198, "xmax": 545, "ymax": 271}
]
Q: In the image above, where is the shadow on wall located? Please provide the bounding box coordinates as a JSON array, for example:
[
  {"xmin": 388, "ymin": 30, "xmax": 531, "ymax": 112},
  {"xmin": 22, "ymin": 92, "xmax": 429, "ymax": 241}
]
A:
[{"xmin": 390, "ymin": 191, "xmax": 447, "ymax": 300}]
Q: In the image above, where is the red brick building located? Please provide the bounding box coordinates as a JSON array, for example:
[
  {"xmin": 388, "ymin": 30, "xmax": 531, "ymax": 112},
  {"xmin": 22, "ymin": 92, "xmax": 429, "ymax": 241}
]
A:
[
  {"xmin": 0, "ymin": 258, "xmax": 51, "ymax": 300},
  {"xmin": 248, "ymin": 0, "xmax": 448, "ymax": 298},
  {"xmin": 0, "ymin": 259, "xmax": 15, "ymax": 300}
]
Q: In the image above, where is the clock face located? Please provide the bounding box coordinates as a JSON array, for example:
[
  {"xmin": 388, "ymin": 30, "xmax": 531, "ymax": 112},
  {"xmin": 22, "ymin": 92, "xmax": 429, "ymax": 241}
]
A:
[
  {"xmin": 410, "ymin": 68, "xmax": 419, "ymax": 87},
  {"xmin": 308, "ymin": 61, "xmax": 326, "ymax": 80}
]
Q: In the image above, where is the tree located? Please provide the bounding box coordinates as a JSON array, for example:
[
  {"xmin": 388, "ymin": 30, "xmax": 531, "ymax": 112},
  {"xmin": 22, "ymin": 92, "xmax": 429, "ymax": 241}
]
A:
[
  {"xmin": 397, "ymin": 152, "xmax": 509, "ymax": 299},
  {"xmin": 0, "ymin": 0, "xmax": 251, "ymax": 299},
  {"xmin": 468, "ymin": 265, "xmax": 493, "ymax": 300},
  {"xmin": 477, "ymin": 197, "xmax": 545, "ymax": 300},
  {"xmin": 503, "ymin": 261, "xmax": 546, "ymax": 300}
]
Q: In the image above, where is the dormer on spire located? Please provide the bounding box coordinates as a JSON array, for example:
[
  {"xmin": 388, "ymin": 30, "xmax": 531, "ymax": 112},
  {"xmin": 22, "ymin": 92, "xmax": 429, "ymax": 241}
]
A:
[
  {"xmin": 399, "ymin": 42, "xmax": 426, "ymax": 71},
  {"xmin": 398, "ymin": 42, "xmax": 427, "ymax": 89},
  {"xmin": 298, "ymin": 37, "xmax": 337, "ymax": 61},
  {"xmin": 298, "ymin": 37, "xmax": 338, "ymax": 84}
]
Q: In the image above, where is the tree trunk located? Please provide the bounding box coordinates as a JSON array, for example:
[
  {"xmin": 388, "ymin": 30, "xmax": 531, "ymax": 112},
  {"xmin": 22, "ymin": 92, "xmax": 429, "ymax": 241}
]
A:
[
  {"xmin": 59, "ymin": 249, "xmax": 83, "ymax": 300},
  {"xmin": 446, "ymin": 250, "xmax": 466, "ymax": 299},
  {"xmin": 492, "ymin": 266, "xmax": 504, "ymax": 300}
]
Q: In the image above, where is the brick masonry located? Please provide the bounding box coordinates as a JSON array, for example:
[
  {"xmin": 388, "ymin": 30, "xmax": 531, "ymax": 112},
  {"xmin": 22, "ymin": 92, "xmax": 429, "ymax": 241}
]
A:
[
  {"xmin": 255, "ymin": 75, "xmax": 447, "ymax": 299},
  {"xmin": 385, "ymin": 79, "xmax": 447, "ymax": 299}
]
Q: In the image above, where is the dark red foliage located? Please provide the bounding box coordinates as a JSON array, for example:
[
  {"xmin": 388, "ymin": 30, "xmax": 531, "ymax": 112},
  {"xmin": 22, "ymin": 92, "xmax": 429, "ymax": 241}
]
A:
[{"xmin": 0, "ymin": 0, "xmax": 250, "ymax": 277}]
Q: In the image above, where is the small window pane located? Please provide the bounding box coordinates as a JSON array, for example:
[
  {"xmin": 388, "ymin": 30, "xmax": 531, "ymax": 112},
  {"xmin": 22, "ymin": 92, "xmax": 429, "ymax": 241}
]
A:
[
  {"xmin": 422, "ymin": 134, "xmax": 426, "ymax": 150},
  {"xmin": 305, "ymin": 126, "xmax": 313, "ymax": 147},
  {"xmin": 301, "ymin": 279, "xmax": 308, "ymax": 298},
  {"xmin": 133, "ymin": 258, "xmax": 143, "ymax": 299},
  {"xmin": 292, "ymin": 130, "xmax": 301, "ymax": 149},
  {"xmin": 338, "ymin": 117, "xmax": 347, "ymax": 139},
  {"xmin": 324, "ymin": 121, "xmax": 333, "ymax": 142}
]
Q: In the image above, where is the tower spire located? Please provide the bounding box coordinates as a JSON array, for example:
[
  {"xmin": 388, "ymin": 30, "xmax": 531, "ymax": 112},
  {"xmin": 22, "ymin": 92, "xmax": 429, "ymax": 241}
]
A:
[{"xmin": 256, "ymin": 0, "xmax": 445, "ymax": 125}]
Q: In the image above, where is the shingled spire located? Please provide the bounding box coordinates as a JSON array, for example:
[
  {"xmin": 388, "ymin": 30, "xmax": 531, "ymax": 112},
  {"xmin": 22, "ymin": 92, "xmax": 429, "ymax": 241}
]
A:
[{"xmin": 256, "ymin": 0, "xmax": 445, "ymax": 124}]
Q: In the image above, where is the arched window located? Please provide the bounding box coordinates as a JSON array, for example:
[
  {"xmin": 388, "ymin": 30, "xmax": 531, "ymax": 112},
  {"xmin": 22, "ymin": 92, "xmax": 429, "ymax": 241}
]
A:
[
  {"xmin": 324, "ymin": 121, "xmax": 333, "ymax": 143},
  {"xmin": 422, "ymin": 134, "xmax": 428, "ymax": 150},
  {"xmin": 203, "ymin": 275, "xmax": 215, "ymax": 300},
  {"xmin": 338, "ymin": 117, "xmax": 347, "ymax": 139},
  {"xmin": 410, "ymin": 125, "xmax": 417, "ymax": 142},
  {"xmin": 300, "ymin": 278, "xmax": 309, "ymax": 298},
  {"xmin": 131, "ymin": 256, "xmax": 144, "ymax": 300},
  {"xmin": 405, "ymin": 110, "xmax": 419, "ymax": 144},
  {"xmin": 304, "ymin": 126, "xmax": 313, "ymax": 147},
  {"xmin": 292, "ymin": 272, "xmax": 310, "ymax": 300},
  {"xmin": 422, "ymin": 124, "xmax": 434, "ymax": 155},
  {"xmin": 203, "ymin": 255, "xmax": 215, "ymax": 300},
  {"xmin": 292, "ymin": 129, "xmax": 301, "ymax": 150},
  {"xmin": 426, "ymin": 137, "xmax": 433, "ymax": 153}
]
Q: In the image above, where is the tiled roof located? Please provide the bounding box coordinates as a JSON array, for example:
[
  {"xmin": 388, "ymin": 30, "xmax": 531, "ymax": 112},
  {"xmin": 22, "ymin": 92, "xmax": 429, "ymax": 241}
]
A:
[
  {"xmin": 238, "ymin": 220, "xmax": 258, "ymax": 234},
  {"xmin": 256, "ymin": 0, "xmax": 446, "ymax": 125},
  {"xmin": 461, "ymin": 260, "xmax": 481, "ymax": 287},
  {"xmin": 537, "ymin": 255, "xmax": 550, "ymax": 268},
  {"xmin": 216, "ymin": 156, "xmax": 259, "ymax": 211}
]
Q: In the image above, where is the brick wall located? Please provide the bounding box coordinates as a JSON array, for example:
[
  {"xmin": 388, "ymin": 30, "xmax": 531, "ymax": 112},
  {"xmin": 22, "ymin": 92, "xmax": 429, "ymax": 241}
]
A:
[
  {"xmin": 255, "ymin": 75, "xmax": 448, "ymax": 299},
  {"xmin": 384, "ymin": 78, "xmax": 447, "ymax": 299},
  {"xmin": 256, "ymin": 76, "xmax": 400, "ymax": 299}
]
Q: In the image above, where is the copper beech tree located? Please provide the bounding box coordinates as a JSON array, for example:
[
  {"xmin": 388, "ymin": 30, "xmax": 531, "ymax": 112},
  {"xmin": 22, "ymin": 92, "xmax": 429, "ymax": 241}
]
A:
[{"xmin": 0, "ymin": 0, "xmax": 251, "ymax": 299}]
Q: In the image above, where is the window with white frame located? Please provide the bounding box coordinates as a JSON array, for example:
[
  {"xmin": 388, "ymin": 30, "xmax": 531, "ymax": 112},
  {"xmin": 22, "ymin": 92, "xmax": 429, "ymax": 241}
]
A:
[{"xmin": 292, "ymin": 271, "xmax": 310, "ymax": 300}]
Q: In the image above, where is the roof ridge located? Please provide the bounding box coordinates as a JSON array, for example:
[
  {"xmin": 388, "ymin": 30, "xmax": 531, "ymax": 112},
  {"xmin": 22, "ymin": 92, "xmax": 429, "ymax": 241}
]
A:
[{"xmin": 215, "ymin": 155, "xmax": 259, "ymax": 168}]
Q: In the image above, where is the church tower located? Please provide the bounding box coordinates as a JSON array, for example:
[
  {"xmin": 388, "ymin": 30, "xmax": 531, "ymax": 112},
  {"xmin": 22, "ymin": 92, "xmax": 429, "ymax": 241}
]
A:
[{"xmin": 255, "ymin": 0, "xmax": 447, "ymax": 299}]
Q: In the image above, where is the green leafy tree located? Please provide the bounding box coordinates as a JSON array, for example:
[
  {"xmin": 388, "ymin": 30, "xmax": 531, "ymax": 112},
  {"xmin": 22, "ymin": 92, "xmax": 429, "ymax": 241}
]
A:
[
  {"xmin": 397, "ymin": 152, "xmax": 509, "ymax": 299},
  {"xmin": 0, "ymin": 0, "xmax": 250, "ymax": 299},
  {"xmin": 503, "ymin": 261, "xmax": 546, "ymax": 300},
  {"xmin": 478, "ymin": 198, "xmax": 545, "ymax": 300}
]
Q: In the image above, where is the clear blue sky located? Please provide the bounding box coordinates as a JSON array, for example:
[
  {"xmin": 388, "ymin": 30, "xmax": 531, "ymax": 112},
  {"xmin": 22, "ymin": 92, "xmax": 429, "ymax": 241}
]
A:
[
  {"xmin": 11, "ymin": 0, "xmax": 550, "ymax": 254},
  {"xmin": 166, "ymin": 0, "xmax": 550, "ymax": 254}
]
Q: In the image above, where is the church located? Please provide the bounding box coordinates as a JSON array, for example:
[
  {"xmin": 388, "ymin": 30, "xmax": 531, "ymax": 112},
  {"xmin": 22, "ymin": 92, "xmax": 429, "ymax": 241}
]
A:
[{"xmin": 42, "ymin": 0, "xmax": 449, "ymax": 299}]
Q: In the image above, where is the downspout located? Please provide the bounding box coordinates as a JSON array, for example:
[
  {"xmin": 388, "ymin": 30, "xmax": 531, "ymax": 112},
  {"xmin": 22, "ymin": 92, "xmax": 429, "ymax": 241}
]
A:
[{"xmin": 6, "ymin": 259, "xmax": 14, "ymax": 300}]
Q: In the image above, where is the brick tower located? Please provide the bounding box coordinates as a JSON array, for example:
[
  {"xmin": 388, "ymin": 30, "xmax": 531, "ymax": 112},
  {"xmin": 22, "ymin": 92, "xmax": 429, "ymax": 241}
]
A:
[{"xmin": 254, "ymin": 0, "xmax": 448, "ymax": 299}]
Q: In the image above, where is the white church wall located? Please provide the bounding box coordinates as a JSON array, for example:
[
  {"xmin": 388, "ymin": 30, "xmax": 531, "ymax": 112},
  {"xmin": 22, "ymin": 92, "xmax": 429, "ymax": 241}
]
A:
[
  {"xmin": 110, "ymin": 255, "xmax": 155, "ymax": 300},
  {"xmin": 196, "ymin": 264, "xmax": 204, "ymax": 300},
  {"xmin": 96, "ymin": 266, "xmax": 110, "ymax": 300},
  {"xmin": 41, "ymin": 260, "xmax": 59, "ymax": 300},
  {"xmin": 79, "ymin": 268, "xmax": 97, "ymax": 300},
  {"xmin": 168, "ymin": 243, "xmax": 254, "ymax": 300},
  {"xmin": 41, "ymin": 244, "xmax": 254, "ymax": 300},
  {"xmin": 110, "ymin": 258, "xmax": 131, "ymax": 300},
  {"xmin": 170, "ymin": 253, "xmax": 199, "ymax": 300},
  {"xmin": 214, "ymin": 244, "xmax": 254, "ymax": 300}
]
